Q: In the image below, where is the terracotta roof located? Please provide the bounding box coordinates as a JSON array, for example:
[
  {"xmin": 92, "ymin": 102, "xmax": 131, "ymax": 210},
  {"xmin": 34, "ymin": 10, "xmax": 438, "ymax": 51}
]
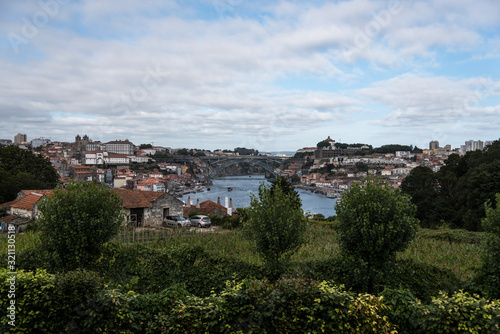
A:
[
  {"xmin": 112, "ymin": 189, "xmax": 164, "ymax": 209},
  {"xmin": 10, "ymin": 193, "xmax": 45, "ymax": 210},
  {"xmin": 21, "ymin": 190, "xmax": 54, "ymax": 196},
  {"xmin": 194, "ymin": 200, "xmax": 229, "ymax": 216}
]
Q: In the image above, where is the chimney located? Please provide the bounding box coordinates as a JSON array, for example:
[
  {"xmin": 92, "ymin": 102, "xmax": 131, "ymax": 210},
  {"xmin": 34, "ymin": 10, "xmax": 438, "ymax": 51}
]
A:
[
  {"xmin": 187, "ymin": 196, "xmax": 191, "ymax": 207},
  {"xmin": 217, "ymin": 196, "xmax": 221, "ymax": 205},
  {"xmin": 196, "ymin": 198, "xmax": 200, "ymax": 208}
]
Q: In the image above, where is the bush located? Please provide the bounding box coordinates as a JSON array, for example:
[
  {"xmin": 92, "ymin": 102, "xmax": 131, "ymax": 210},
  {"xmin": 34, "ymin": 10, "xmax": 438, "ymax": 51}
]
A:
[
  {"xmin": 38, "ymin": 182, "xmax": 125, "ymax": 271},
  {"xmin": 335, "ymin": 178, "xmax": 419, "ymax": 293},
  {"xmin": 0, "ymin": 269, "xmax": 56, "ymax": 333},
  {"xmin": 209, "ymin": 214, "xmax": 241, "ymax": 229},
  {"xmin": 380, "ymin": 288, "xmax": 422, "ymax": 334},
  {"xmin": 95, "ymin": 242, "xmax": 262, "ymax": 296},
  {"xmin": 420, "ymin": 291, "xmax": 500, "ymax": 333},
  {"xmin": 478, "ymin": 193, "xmax": 500, "ymax": 299},
  {"xmin": 244, "ymin": 182, "xmax": 307, "ymax": 279},
  {"xmin": 298, "ymin": 257, "xmax": 459, "ymax": 304},
  {"xmin": 156, "ymin": 278, "xmax": 395, "ymax": 333}
]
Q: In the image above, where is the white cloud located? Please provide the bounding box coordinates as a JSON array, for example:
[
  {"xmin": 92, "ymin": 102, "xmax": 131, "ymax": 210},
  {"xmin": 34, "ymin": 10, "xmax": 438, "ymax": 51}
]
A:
[{"xmin": 0, "ymin": 0, "xmax": 499, "ymax": 150}]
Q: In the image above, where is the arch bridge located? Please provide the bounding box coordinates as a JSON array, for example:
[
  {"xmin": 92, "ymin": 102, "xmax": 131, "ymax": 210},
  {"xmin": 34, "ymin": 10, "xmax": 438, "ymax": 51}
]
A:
[{"xmin": 205, "ymin": 157, "xmax": 284, "ymax": 180}]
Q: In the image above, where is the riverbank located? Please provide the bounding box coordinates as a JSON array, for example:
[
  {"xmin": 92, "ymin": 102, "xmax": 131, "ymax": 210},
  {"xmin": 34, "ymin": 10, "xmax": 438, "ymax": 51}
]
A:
[{"xmin": 294, "ymin": 183, "xmax": 342, "ymax": 198}]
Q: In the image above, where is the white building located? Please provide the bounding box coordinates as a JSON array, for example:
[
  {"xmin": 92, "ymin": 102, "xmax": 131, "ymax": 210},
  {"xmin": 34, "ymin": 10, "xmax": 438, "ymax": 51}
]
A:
[{"xmin": 106, "ymin": 140, "xmax": 135, "ymax": 155}]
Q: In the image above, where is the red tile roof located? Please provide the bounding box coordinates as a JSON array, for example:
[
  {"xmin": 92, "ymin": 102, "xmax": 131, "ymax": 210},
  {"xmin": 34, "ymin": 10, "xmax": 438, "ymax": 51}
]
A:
[
  {"xmin": 10, "ymin": 193, "xmax": 45, "ymax": 210},
  {"xmin": 21, "ymin": 190, "xmax": 54, "ymax": 196},
  {"xmin": 112, "ymin": 189, "xmax": 164, "ymax": 209}
]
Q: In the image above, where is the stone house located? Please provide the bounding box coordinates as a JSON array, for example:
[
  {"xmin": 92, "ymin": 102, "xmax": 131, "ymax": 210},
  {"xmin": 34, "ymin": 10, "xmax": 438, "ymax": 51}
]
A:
[
  {"xmin": 1, "ymin": 188, "xmax": 183, "ymax": 231},
  {"xmin": 113, "ymin": 189, "xmax": 184, "ymax": 227}
]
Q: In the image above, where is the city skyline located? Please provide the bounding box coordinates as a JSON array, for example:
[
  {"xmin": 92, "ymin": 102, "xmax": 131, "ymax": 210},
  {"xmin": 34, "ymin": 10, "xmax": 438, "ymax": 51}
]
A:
[{"xmin": 1, "ymin": 1, "xmax": 499, "ymax": 151}]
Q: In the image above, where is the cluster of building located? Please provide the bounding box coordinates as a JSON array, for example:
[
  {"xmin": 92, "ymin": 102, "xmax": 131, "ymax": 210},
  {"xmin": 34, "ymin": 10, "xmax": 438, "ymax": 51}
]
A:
[
  {"xmin": 1, "ymin": 132, "xmax": 496, "ymax": 231},
  {"xmin": 289, "ymin": 137, "xmax": 496, "ymax": 196},
  {"xmin": 0, "ymin": 188, "xmax": 237, "ymax": 233}
]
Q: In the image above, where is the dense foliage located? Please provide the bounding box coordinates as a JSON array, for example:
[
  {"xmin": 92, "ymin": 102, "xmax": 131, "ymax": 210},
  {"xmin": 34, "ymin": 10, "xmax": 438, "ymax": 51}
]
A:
[
  {"xmin": 478, "ymin": 194, "xmax": 500, "ymax": 299},
  {"xmin": 335, "ymin": 178, "xmax": 419, "ymax": 293},
  {"xmin": 2, "ymin": 269, "xmax": 499, "ymax": 333},
  {"xmin": 269, "ymin": 176, "xmax": 301, "ymax": 209},
  {"xmin": 401, "ymin": 140, "xmax": 500, "ymax": 230},
  {"xmin": 400, "ymin": 166, "xmax": 442, "ymax": 228},
  {"xmin": 37, "ymin": 182, "xmax": 124, "ymax": 270},
  {"xmin": 244, "ymin": 182, "xmax": 307, "ymax": 279},
  {"xmin": 0, "ymin": 146, "xmax": 59, "ymax": 203}
]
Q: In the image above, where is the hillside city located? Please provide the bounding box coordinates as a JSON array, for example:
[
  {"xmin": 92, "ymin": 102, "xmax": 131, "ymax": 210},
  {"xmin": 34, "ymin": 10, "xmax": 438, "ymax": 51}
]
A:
[{"xmin": 0, "ymin": 133, "xmax": 494, "ymax": 199}]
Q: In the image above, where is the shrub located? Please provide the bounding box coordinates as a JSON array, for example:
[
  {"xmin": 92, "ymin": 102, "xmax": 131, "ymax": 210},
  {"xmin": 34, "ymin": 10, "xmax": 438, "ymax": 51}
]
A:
[
  {"xmin": 244, "ymin": 182, "xmax": 307, "ymax": 279},
  {"xmin": 0, "ymin": 269, "xmax": 56, "ymax": 333},
  {"xmin": 38, "ymin": 181, "xmax": 125, "ymax": 271},
  {"xmin": 335, "ymin": 177, "xmax": 419, "ymax": 293},
  {"xmin": 157, "ymin": 278, "xmax": 396, "ymax": 333},
  {"xmin": 478, "ymin": 193, "xmax": 500, "ymax": 299},
  {"xmin": 380, "ymin": 288, "xmax": 423, "ymax": 334},
  {"xmin": 420, "ymin": 291, "xmax": 500, "ymax": 333}
]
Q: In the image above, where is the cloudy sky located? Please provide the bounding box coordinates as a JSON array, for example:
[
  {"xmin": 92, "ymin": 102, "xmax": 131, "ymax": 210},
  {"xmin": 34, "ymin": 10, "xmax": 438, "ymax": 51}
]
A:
[{"xmin": 1, "ymin": 0, "xmax": 499, "ymax": 152}]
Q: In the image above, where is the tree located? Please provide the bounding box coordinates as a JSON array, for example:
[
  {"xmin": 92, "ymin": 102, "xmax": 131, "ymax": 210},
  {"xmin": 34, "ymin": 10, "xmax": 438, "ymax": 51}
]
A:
[
  {"xmin": 335, "ymin": 178, "xmax": 419, "ymax": 293},
  {"xmin": 355, "ymin": 161, "xmax": 368, "ymax": 172},
  {"xmin": 38, "ymin": 182, "xmax": 124, "ymax": 270},
  {"xmin": 317, "ymin": 140, "xmax": 330, "ymax": 149},
  {"xmin": 0, "ymin": 146, "xmax": 59, "ymax": 204},
  {"xmin": 269, "ymin": 176, "xmax": 301, "ymax": 209},
  {"xmin": 435, "ymin": 141, "xmax": 500, "ymax": 230},
  {"xmin": 401, "ymin": 166, "xmax": 442, "ymax": 228},
  {"xmin": 478, "ymin": 193, "xmax": 500, "ymax": 299},
  {"xmin": 139, "ymin": 143, "xmax": 153, "ymax": 149},
  {"xmin": 244, "ymin": 182, "xmax": 307, "ymax": 279}
]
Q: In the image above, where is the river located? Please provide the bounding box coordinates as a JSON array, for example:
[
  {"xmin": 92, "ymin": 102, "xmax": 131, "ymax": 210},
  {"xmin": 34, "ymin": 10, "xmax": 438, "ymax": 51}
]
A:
[{"xmin": 181, "ymin": 175, "xmax": 337, "ymax": 217}]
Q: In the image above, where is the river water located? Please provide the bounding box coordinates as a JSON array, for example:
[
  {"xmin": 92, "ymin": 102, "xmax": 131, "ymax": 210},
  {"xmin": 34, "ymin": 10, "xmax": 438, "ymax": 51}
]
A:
[{"xmin": 181, "ymin": 175, "xmax": 337, "ymax": 217}]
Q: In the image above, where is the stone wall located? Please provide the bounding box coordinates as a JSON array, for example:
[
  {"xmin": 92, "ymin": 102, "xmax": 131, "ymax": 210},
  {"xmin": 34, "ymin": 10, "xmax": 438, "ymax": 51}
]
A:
[{"xmin": 144, "ymin": 193, "xmax": 184, "ymax": 226}]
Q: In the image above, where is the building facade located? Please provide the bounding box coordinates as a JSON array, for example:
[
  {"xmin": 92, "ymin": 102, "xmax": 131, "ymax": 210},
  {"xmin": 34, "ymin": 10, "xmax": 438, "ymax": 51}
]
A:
[
  {"xmin": 106, "ymin": 140, "xmax": 135, "ymax": 155},
  {"xmin": 14, "ymin": 133, "xmax": 27, "ymax": 145}
]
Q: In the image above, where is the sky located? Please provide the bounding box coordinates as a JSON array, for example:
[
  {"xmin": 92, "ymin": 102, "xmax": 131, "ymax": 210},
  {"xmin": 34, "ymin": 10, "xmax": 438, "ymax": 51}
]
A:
[{"xmin": 1, "ymin": 0, "xmax": 499, "ymax": 152}]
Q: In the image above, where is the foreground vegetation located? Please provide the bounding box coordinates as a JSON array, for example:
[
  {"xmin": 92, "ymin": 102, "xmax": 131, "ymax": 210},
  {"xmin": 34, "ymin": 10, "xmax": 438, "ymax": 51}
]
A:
[
  {"xmin": 2, "ymin": 224, "xmax": 498, "ymax": 333},
  {"xmin": 1, "ymin": 178, "xmax": 499, "ymax": 333}
]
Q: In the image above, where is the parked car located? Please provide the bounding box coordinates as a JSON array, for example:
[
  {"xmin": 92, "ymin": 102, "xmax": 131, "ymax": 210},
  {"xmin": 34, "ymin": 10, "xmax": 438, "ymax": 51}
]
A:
[
  {"xmin": 189, "ymin": 215, "xmax": 211, "ymax": 228},
  {"xmin": 164, "ymin": 216, "xmax": 191, "ymax": 228}
]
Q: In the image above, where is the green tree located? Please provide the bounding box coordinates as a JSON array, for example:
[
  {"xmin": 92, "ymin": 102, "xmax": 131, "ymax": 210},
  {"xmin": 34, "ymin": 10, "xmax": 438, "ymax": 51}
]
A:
[
  {"xmin": 0, "ymin": 146, "xmax": 59, "ymax": 203},
  {"xmin": 269, "ymin": 176, "xmax": 301, "ymax": 209},
  {"xmin": 435, "ymin": 141, "xmax": 500, "ymax": 230},
  {"xmin": 38, "ymin": 182, "xmax": 125, "ymax": 270},
  {"xmin": 290, "ymin": 173, "xmax": 300, "ymax": 184},
  {"xmin": 401, "ymin": 166, "xmax": 442, "ymax": 228},
  {"xmin": 244, "ymin": 182, "xmax": 307, "ymax": 279},
  {"xmin": 317, "ymin": 140, "xmax": 330, "ymax": 149},
  {"xmin": 335, "ymin": 178, "xmax": 419, "ymax": 293},
  {"xmin": 355, "ymin": 161, "xmax": 369, "ymax": 172},
  {"xmin": 139, "ymin": 143, "xmax": 153, "ymax": 149},
  {"xmin": 478, "ymin": 193, "xmax": 500, "ymax": 298}
]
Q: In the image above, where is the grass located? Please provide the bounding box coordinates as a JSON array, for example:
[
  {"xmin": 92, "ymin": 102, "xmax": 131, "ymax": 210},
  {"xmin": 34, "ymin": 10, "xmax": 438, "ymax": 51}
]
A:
[
  {"xmin": 0, "ymin": 225, "xmax": 484, "ymax": 281},
  {"xmin": 400, "ymin": 231, "xmax": 483, "ymax": 281}
]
